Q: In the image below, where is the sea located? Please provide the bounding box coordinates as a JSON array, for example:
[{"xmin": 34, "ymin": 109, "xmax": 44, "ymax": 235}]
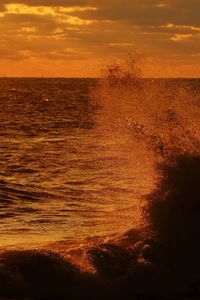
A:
[
  {"xmin": 0, "ymin": 78, "xmax": 157, "ymax": 250},
  {"xmin": 0, "ymin": 78, "xmax": 200, "ymax": 251},
  {"xmin": 0, "ymin": 77, "xmax": 200, "ymax": 299}
]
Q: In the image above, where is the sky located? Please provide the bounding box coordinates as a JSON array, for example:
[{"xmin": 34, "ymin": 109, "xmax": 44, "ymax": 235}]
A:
[{"xmin": 0, "ymin": 0, "xmax": 199, "ymax": 77}]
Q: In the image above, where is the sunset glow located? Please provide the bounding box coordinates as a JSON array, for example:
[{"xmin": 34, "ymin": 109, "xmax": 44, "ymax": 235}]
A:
[
  {"xmin": 0, "ymin": 0, "xmax": 199, "ymax": 77},
  {"xmin": 1, "ymin": 2, "xmax": 200, "ymax": 299}
]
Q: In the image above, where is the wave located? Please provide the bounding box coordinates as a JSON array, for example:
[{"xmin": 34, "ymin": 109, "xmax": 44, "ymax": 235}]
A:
[
  {"xmin": 0, "ymin": 180, "xmax": 54, "ymax": 203},
  {"xmin": 1, "ymin": 60, "xmax": 200, "ymax": 299},
  {"xmin": 0, "ymin": 154, "xmax": 200, "ymax": 299},
  {"xmin": 91, "ymin": 57, "xmax": 200, "ymax": 160}
]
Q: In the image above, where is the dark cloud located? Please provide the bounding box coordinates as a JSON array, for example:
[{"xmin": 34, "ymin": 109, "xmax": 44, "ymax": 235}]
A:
[
  {"xmin": 72, "ymin": 1, "xmax": 200, "ymax": 26},
  {"xmin": 0, "ymin": 3, "xmax": 5, "ymax": 11},
  {"xmin": 166, "ymin": 0, "xmax": 200, "ymax": 8}
]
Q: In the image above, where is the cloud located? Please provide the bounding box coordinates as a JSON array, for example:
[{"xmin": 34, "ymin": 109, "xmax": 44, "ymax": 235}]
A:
[
  {"xmin": 72, "ymin": 0, "xmax": 199, "ymax": 26},
  {"xmin": 162, "ymin": 23, "xmax": 200, "ymax": 32},
  {"xmin": 171, "ymin": 33, "xmax": 193, "ymax": 42},
  {"xmin": 0, "ymin": 0, "xmax": 199, "ymax": 76},
  {"xmin": 1, "ymin": 0, "xmax": 90, "ymax": 6}
]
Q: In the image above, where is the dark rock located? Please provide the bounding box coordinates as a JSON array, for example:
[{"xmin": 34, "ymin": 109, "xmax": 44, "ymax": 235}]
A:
[{"xmin": 87, "ymin": 243, "xmax": 132, "ymax": 278}]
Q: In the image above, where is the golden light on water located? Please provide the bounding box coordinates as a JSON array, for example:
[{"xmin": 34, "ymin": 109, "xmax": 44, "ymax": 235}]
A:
[{"xmin": 0, "ymin": 1, "xmax": 200, "ymax": 299}]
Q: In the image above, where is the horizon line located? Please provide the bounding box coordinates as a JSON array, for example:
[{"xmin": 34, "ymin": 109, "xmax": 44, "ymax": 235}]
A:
[{"xmin": 0, "ymin": 76, "xmax": 199, "ymax": 79}]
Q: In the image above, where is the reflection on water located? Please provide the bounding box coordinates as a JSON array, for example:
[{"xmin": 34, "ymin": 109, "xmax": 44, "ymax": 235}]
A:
[
  {"xmin": 0, "ymin": 78, "xmax": 154, "ymax": 249},
  {"xmin": 1, "ymin": 77, "xmax": 200, "ymax": 300}
]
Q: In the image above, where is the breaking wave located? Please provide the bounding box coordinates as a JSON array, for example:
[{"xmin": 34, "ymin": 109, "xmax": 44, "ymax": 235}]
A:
[
  {"xmin": 1, "ymin": 154, "xmax": 200, "ymax": 299},
  {"xmin": 92, "ymin": 57, "xmax": 200, "ymax": 159},
  {"xmin": 1, "ymin": 58, "xmax": 200, "ymax": 299}
]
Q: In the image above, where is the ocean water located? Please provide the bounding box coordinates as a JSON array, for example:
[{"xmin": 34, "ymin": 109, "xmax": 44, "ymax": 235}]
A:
[
  {"xmin": 1, "ymin": 78, "xmax": 200, "ymax": 299},
  {"xmin": 1, "ymin": 78, "xmax": 200, "ymax": 251},
  {"xmin": 0, "ymin": 78, "xmax": 155, "ymax": 250}
]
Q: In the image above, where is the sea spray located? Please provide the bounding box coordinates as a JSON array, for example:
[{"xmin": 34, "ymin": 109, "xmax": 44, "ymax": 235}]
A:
[
  {"xmin": 0, "ymin": 64, "xmax": 200, "ymax": 299},
  {"xmin": 91, "ymin": 57, "xmax": 200, "ymax": 159}
]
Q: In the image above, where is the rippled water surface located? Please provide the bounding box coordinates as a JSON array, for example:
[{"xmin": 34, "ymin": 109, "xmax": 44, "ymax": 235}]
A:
[
  {"xmin": 0, "ymin": 78, "xmax": 155, "ymax": 249},
  {"xmin": 1, "ymin": 78, "xmax": 199, "ymax": 249}
]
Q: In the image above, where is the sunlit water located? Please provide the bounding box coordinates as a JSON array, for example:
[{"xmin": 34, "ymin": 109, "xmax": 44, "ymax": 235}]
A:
[{"xmin": 0, "ymin": 78, "xmax": 199, "ymax": 250}]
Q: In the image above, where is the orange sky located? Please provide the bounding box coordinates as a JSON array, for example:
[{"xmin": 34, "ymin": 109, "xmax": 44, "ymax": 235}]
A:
[{"xmin": 0, "ymin": 0, "xmax": 199, "ymax": 77}]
